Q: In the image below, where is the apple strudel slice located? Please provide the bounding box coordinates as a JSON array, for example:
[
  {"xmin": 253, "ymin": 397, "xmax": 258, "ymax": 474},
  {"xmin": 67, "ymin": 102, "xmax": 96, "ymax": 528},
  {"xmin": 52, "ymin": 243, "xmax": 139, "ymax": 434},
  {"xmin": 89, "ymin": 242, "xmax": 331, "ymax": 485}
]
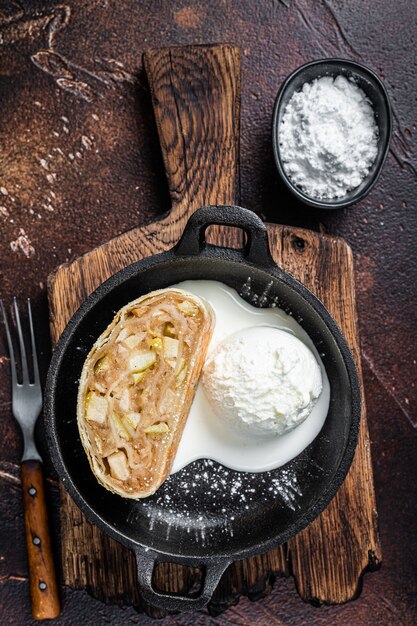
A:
[{"xmin": 77, "ymin": 288, "xmax": 214, "ymax": 498}]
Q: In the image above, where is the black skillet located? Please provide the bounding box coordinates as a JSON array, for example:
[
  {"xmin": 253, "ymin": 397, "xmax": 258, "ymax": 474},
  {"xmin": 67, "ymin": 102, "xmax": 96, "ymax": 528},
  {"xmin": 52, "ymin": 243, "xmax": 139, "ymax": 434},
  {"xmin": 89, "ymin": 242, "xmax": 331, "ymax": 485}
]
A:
[{"xmin": 44, "ymin": 46, "xmax": 361, "ymax": 612}]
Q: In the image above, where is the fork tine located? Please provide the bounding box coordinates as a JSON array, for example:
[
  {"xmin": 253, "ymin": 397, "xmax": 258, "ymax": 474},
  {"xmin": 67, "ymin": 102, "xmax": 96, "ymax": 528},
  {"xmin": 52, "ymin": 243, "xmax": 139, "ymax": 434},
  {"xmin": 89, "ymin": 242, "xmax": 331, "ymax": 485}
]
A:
[
  {"xmin": 13, "ymin": 297, "xmax": 29, "ymax": 384},
  {"xmin": 27, "ymin": 299, "xmax": 40, "ymax": 386},
  {"xmin": 1, "ymin": 299, "xmax": 18, "ymax": 388}
]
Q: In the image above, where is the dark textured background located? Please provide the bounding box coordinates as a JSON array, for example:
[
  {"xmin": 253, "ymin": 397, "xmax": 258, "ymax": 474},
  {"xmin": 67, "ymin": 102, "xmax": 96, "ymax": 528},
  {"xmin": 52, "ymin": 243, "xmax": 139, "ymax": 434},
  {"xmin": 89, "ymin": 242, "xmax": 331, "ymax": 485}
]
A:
[{"xmin": 0, "ymin": 1, "xmax": 416, "ymax": 624}]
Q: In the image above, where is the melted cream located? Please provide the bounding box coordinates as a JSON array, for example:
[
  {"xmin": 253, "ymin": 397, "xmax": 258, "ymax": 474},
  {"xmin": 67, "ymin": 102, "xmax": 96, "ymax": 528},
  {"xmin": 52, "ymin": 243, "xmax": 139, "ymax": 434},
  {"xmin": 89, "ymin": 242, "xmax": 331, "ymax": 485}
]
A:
[{"xmin": 169, "ymin": 280, "xmax": 330, "ymax": 473}]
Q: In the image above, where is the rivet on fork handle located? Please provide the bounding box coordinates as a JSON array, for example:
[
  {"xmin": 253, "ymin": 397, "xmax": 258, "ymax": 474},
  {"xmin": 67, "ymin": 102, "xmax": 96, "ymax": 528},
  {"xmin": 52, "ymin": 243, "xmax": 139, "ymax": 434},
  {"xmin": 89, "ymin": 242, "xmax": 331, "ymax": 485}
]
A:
[{"xmin": 21, "ymin": 459, "xmax": 61, "ymax": 620}]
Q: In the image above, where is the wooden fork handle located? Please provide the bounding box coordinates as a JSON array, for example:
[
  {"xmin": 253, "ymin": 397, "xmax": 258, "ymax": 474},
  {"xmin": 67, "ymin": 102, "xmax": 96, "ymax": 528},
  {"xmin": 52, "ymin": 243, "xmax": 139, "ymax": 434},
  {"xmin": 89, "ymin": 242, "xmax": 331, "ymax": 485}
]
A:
[{"xmin": 21, "ymin": 460, "xmax": 61, "ymax": 620}]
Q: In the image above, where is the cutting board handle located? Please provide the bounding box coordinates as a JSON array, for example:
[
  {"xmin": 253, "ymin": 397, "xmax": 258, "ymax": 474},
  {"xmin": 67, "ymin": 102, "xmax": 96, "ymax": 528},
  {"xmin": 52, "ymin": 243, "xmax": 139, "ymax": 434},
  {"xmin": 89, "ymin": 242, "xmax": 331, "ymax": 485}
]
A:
[{"xmin": 143, "ymin": 44, "xmax": 241, "ymax": 221}]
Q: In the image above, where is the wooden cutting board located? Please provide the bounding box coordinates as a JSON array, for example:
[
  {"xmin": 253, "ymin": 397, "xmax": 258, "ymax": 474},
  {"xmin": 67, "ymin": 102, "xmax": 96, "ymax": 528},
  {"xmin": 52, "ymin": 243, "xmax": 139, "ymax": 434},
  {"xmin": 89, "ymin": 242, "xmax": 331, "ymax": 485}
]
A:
[{"xmin": 47, "ymin": 45, "xmax": 381, "ymax": 617}]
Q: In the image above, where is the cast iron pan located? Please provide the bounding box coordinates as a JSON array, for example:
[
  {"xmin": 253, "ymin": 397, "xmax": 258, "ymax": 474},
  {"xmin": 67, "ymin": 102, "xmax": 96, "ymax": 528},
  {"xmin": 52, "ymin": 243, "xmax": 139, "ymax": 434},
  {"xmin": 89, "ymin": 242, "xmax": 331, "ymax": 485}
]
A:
[{"xmin": 45, "ymin": 204, "xmax": 361, "ymax": 611}]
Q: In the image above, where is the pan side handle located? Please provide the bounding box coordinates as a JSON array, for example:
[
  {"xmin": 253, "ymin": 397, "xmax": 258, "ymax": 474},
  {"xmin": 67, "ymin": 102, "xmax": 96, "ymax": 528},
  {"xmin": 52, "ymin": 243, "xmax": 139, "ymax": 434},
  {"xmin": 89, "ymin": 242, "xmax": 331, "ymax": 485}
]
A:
[
  {"xmin": 143, "ymin": 45, "xmax": 241, "ymax": 220},
  {"xmin": 175, "ymin": 204, "xmax": 275, "ymax": 267},
  {"xmin": 134, "ymin": 549, "xmax": 230, "ymax": 612}
]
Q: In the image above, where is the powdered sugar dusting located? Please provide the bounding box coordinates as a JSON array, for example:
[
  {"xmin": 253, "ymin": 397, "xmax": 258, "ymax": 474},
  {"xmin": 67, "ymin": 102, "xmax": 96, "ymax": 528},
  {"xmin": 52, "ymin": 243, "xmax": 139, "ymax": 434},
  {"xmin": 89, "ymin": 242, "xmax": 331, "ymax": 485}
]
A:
[
  {"xmin": 10, "ymin": 228, "xmax": 35, "ymax": 257},
  {"xmin": 126, "ymin": 458, "xmax": 320, "ymax": 546}
]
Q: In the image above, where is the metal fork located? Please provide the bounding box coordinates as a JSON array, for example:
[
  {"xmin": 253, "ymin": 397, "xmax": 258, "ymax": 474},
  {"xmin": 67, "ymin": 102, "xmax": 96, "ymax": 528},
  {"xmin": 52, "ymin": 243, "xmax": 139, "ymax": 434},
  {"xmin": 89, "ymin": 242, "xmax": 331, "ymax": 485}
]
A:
[{"xmin": 1, "ymin": 298, "xmax": 60, "ymax": 620}]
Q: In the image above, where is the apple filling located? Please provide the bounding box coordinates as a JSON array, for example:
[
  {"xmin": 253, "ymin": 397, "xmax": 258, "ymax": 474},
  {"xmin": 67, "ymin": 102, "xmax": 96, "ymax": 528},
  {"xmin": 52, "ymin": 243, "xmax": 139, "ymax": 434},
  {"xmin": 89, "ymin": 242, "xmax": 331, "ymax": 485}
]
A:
[{"xmin": 77, "ymin": 288, "xmax": 214, "ymax": 498}]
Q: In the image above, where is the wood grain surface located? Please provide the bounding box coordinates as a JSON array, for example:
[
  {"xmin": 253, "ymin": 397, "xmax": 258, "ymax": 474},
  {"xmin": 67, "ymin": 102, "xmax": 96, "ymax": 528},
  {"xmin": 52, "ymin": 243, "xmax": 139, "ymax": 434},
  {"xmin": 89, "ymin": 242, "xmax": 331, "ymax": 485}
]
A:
[
  {"xmin": 21, "ymin": 460, "xmax": 61, "ymax": 620},
  {"xmin": 47, "ymin": 44, "xmax": 380, "ymax": 617}
]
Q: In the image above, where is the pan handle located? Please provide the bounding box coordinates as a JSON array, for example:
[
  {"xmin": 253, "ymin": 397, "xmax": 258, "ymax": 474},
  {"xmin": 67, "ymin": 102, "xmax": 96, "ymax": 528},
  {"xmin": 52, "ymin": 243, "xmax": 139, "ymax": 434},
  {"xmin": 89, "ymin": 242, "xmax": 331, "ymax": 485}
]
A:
[
  {"xmin": 175, "ymin": 204, "xmax": 275, "ymax": 267},
  {"xmin": 134, "ymin": 549, "xmax": 230, "ymax": 612}
]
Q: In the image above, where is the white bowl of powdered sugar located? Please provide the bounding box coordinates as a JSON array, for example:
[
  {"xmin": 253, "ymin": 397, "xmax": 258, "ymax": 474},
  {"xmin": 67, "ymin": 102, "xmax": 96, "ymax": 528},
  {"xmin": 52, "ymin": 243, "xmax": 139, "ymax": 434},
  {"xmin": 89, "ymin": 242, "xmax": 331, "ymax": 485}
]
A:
[{"xmin": 272, "ymin": 58, "xmax": 391, "ymax": 209}]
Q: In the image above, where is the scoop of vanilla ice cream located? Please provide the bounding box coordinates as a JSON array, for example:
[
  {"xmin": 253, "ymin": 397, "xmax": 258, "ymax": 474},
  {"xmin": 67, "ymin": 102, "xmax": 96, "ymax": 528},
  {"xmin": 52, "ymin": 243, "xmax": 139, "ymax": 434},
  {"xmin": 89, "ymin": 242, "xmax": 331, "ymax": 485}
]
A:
[{"xmin": 202, "ymin": 326, "xmax": 323, "ymax": 436}]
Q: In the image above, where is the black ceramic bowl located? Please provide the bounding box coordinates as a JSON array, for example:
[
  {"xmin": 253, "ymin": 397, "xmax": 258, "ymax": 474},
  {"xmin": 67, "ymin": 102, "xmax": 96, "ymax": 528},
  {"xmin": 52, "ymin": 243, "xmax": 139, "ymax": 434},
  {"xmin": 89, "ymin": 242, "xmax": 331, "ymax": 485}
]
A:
[{"xmin": 272, "ymin": 58, "xmax": 392, "ymax": 210}]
